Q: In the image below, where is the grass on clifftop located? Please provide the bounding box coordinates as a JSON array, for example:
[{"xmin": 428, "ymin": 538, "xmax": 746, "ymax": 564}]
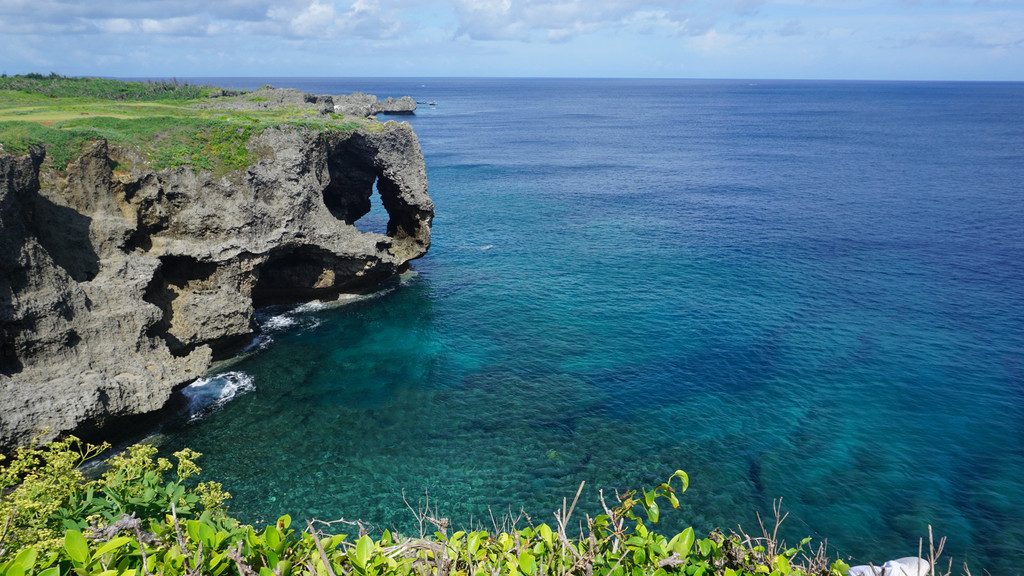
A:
[{"xmin": 0, "ymin": 74, "xmax": 366, "ymax": 173}]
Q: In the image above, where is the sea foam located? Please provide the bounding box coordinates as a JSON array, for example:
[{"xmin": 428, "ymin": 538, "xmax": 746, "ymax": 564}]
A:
[{"xmin": 181, "ymin": 371, "xmax": 256, "ymax": 421}]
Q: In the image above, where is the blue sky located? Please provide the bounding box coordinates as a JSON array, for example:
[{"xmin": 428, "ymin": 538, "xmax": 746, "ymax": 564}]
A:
[{"xmin": 1, "ymin": 0, "xmax": 1022, "ymax": 80}]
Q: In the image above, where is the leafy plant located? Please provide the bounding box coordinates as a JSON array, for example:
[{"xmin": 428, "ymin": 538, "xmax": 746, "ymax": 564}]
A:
[{"xmin": 3, "ymin": 438, "xmax": 952, "ymax": 576}]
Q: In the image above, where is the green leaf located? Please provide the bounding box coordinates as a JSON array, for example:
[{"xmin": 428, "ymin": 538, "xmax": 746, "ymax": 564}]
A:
[
  {"xmin": 38, "ymin": 568, "xmax": 60, "ymax": 576},
  {"xmin": 673, "ymin": 470, "xmax": 689, "ymax": 493},
  {"xmin": 198, "ymin": 521, "xmax": 215, "ymax": 546},
  {"xmin": 519, "ymin": 551, "xmax": 536, "ymax": 575},
  {"xmin": 646, "ymin": 500, "xmax": 660, "ymax": 523},
  {"xmin": 265, "ymin": 525, "xmax": 281, "ymax": 549},
  {"xmin": 698, "ymin": 539, "xmax": 712, "ymax": 557},
  {"xmin": 830, "ymin": 559, "xmax": 851, "ymax": 576},
  {"xmin": 277, "ymin": 514, "xmax": 292, "ymax": 530},
  {"xmin": 94, "ymin": 536, "xmax": 133, "ymax": 557},
  {"xmin": 187, "ymin": 519, "xmax": 201, "ymax": 543},
  {"xmin": 773, "ymin": 554, "xmax": 791, "ymax": 574},
  {"xmin": 64, "ymin": 530, "xmax": 90, "ymax": 565},
  {"xmin": 13, "ymin": 548, "xmax": 36, "ymax": 571},
  {"xmin": 355, "ymin": 535, "xmax": 373, "ymax": 569},
  {"xmin": 6, "ymin": 564, "xmax": 26, "ymax": 576},
  {"xmin": 537, "ymin": 524, "xmax": 553, "ymax": 544},
  {"xmin": 670, "ymin": 527, "xmax": 695, "ymax": 557}
]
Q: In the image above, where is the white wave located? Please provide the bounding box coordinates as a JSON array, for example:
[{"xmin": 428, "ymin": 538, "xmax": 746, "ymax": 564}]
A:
[
  {"xmin": 262, "ymin": 314, "xmax": 298, "ymax": 331},
  {"xmin": 182, "ymin": 371, "xmax": 255, "ymax": 421},
  {"xmin": 249, "ymin": 274, "xmax": 416, "ymax": 342},
  {"xmin": 294, "ymin": 300, "xmax": 329, "ymax": 313}
]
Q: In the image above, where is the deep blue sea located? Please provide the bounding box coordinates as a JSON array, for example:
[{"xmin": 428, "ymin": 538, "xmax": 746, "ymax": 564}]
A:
[{"xmin": 158, "ymin": 78, "xmax": 1024, "ymax": 573}]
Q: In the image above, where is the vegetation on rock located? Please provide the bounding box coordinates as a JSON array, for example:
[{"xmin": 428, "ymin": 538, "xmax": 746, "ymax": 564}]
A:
[{"xmin": 0, "ymin": 74, "xmax": 365, "ymax": 172}]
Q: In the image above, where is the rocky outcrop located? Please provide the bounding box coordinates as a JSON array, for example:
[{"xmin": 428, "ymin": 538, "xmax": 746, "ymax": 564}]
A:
[
  {"xmin": 198, "ymin": 87, "xmax": 336, "ymax": 115},
  {"xmin": 333, "ymin": 93, "xmax": 417, "ymax": 117},
  {"xmin": 0, "ymin": 121, "xmax": 432, "ymax": 453},
  {"xmin": 200, "ymin": 88, "xmax": 416, "ymax": 118}
]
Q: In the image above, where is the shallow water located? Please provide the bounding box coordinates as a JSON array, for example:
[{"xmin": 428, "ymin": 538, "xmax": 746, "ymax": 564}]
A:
[{"xmin": 159, "ymin": 79, "xmax": 1024, "ymax": 573}]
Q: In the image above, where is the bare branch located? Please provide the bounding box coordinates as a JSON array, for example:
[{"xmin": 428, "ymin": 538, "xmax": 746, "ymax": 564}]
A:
[
  {"xmin": 307, "ymin": 519, "xmax": 339, "ymax": 576},
  {"xmin": 227, "ymin": 541, "xmax": 258, "ymax": 576}
]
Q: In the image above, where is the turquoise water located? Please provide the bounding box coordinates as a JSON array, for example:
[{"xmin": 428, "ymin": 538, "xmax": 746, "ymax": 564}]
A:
[{"xmin": 159, "ymin": 79, "xmax": 1024, "ymax": 572}]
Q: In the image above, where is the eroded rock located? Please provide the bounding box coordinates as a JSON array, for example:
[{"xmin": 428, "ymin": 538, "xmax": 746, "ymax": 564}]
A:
[
  {"xmin": 333, "ymin": 93, "xmax": 417, "ymax": 117},
  {"xmin": 0, "ymin": 121, "xmax": 432, "ymax": 452}
]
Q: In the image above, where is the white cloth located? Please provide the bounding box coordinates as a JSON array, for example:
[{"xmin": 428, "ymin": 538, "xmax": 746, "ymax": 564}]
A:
[{"xmin": 847, "ymin": 557, "xmax": 930, "ymax": 576}]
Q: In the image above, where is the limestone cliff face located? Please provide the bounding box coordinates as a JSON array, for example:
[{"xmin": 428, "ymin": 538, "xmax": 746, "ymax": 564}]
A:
[{"xmin": 0, "ymin": 122, "xmax": 432, "ymax": 452}]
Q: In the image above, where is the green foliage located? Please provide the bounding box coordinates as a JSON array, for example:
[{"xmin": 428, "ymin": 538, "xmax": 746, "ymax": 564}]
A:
[
  {"xmin": 0, "ymin": 116, "xmax": 260, "ymax": 172},
  {"xmin": 1, "ymin": 439, "xmax": 853, "ymax": 576},
  {"xmin": 0, "ymin": 436, "xmax": 108, "ymax": 554},
  {"xmin": 0, "ymin": 436, "xmax": 233, "ymax": 565},
  {"xmin": 0, "ymin": 74, "xmax": 206, "ymax": 101},
  {"xmin": 0, "ymin": 75, "xmax": 368, "ymax": 173}
]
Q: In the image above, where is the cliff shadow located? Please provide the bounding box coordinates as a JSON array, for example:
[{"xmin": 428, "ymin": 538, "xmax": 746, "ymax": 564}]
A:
[
  {"xmin": 29, "ymin": 193, "xmax": 100, "ymax": 282},
  {"xmin": 252, "ymin": 245, "xmax": 392, "ymax": 307},
  {"xmin": 0, "ymin": 313, "xmax": 23, "ymax": 375},
  {"xmin": 142, "ymin": 255, "xmax": 218, "ymax": 356}
]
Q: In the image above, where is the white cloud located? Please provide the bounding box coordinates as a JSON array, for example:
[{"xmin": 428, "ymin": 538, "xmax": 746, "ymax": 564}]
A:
[
  {"xmin": 336, "ymin": 0, "xmax": 404, "ymax": 39},
  {"xmin": 0, "ymin": 0, "xmax": 1021, "ymax": 79},
  {"xmin": 99, "ymin": 18, "xmax": 136, "ymax": 34},
  {"xmin": 448, "ymin": 0, "xmax": 775, "ymax": 42},
  {"xmin": 140, "ymin": 16, "xmax": 209, "ymax": 36},
  {"xmin": 287, "ymin": 1, "xmax": 337, "ymax": 37}
]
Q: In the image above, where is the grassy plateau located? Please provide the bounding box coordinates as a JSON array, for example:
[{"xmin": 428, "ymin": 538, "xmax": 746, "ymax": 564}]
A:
[{"xmin": 0, "ymin": 74, "xmax": 366, "ymax": 173}]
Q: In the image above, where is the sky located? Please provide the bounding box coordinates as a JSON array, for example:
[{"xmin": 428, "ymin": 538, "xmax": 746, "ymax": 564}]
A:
[{"xmin": 0, "ymin": 0, "xmax": 1022, "ymax": 81}]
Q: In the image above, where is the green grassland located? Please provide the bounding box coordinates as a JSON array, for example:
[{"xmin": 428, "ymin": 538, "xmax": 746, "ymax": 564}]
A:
[{"xmin": 0, "ymin": 74, "xmax": 366, "ymax": 173}]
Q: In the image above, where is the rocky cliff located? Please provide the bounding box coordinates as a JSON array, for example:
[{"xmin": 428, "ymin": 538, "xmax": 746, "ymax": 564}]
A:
[
  {"xmin": 199, "ymin": 87, "xmax": 417, "ymax": 117},
  {"xmin": 0, "ymin": 120, "xmax": 432, "ymax": 453}
]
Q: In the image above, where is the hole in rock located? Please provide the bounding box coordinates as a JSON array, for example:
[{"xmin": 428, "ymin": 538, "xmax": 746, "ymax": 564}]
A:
[
  {"xmin": 253, "ymin": 246, "xmax": 388, "ymax": 307},
  {"xmin": 322, "ymin": 151, "xmax": 395, "ymax": 237},
  {"xmin": 351, "ymin": 183, "xmax": 390, "ymax": 236}
]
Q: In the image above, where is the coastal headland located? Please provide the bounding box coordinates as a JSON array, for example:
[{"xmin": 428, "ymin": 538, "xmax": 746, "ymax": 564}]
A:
[{"xmin": 0, "ymin": 76, "xmax": 433, "ymax": 453}]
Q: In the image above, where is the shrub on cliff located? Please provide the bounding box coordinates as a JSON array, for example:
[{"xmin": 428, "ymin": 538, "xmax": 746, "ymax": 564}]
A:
[
  {"xmin": 1, "ymin": 438, "xmax": 861, "ymax": 576},
  {"xmin": 0, "ymin": 74, "xmax": 207, "ymax": 101},
  {"xmin": 0, "ymin": 437, "xmax": 234, "ymax": 567}
]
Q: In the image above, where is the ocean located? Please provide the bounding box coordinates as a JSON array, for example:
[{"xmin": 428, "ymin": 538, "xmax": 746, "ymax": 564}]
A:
[{"xmin": 157, "ymin": 78, "xmax": 1024, "ymax": 573}]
